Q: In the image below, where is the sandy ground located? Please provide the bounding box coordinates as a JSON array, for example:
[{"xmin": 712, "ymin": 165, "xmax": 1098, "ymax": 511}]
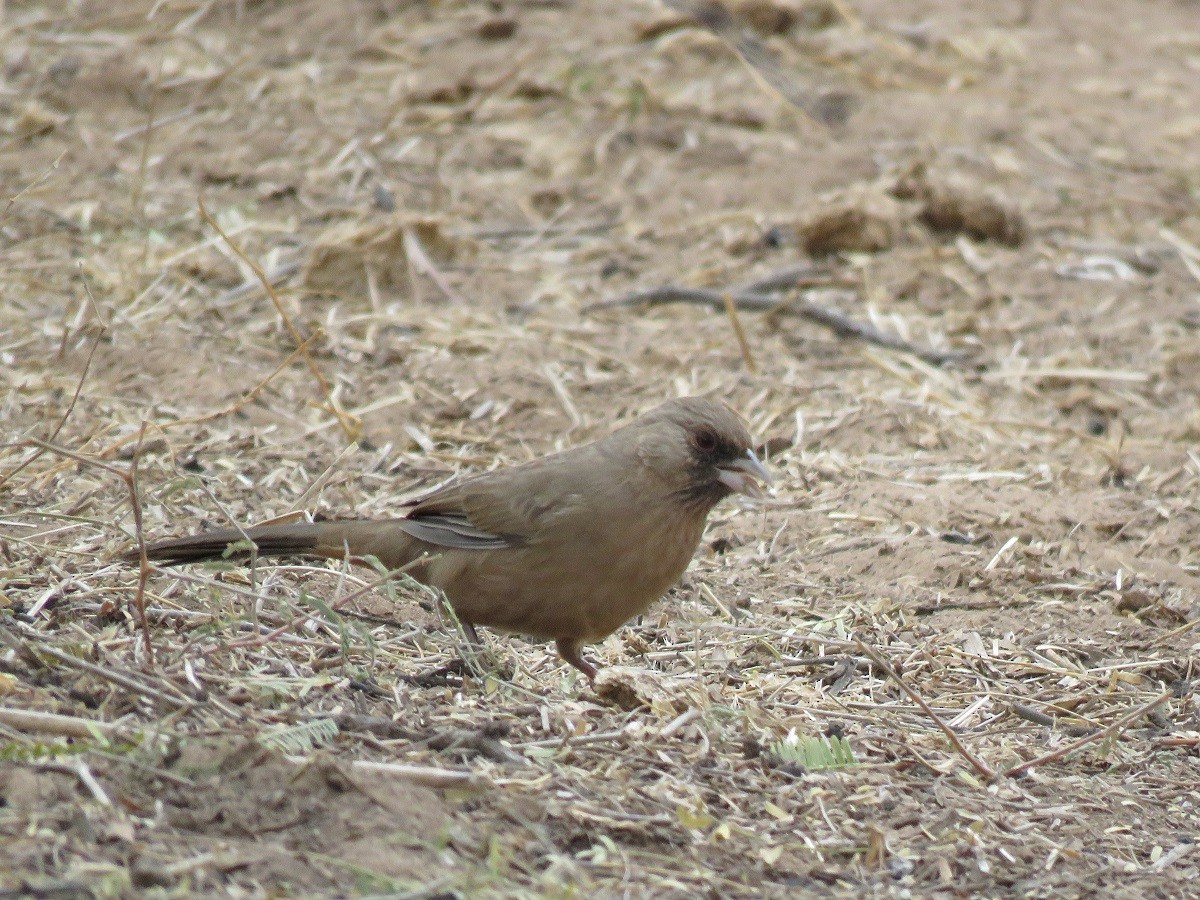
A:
[{"xmin": 2, "ymin": 0, "xmax": 1200, "ymax": 895}]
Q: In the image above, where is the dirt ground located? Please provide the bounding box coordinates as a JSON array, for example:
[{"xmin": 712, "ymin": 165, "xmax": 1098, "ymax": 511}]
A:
[{"xmin": 3, "ymin": 0, "xmax": 1200, "ymax": 896}]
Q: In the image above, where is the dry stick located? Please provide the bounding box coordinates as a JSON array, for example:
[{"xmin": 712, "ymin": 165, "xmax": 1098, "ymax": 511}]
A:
[
  {"xmin": 1156, "ymin": 735, "xmax": 1200, "ymax": 749},
  {"xmin": 1151, "ymin": 613, "xmax": 1200, "ymax": 645},
  {"xmin": 24, "ymin": 326, "xmax": 319, "ymax": 486},
  {"xmin": 721, "ymin": 291, "xmax": 757, "ymax": 372},
  {"xmin": 20, "ymin": 429, "xmax": 136, "ymax": 491},
  {"xmin": 0, "ymin": 706, "xmax": 127, "ymax": 740},
  {"xmin": 26, "ymin": 317, "xmax": 314, "ymax": 486},
  {"xmin": 196, "ymin": 197, "xmax": 359, "ymax": 440},
  {"xmin": 74, "ymin": 761, "xmax": 112, "ymax": 806},
  {"xmin": 1009, "ymin": 702, "xmax": 1096, "ymax": 738},
  {"xmin": 216, "ymin": 259, "xmax": 301, "ymax": 305},
  {"xmin": 133, "ymin": 56, "xmax": 164, "ymax": 276},
  {"xmin": 0, "ymin": 623, "xmax": 192, "ymax": 710},
  {"xmin": 16, "ymin": 433, "xmax": 156, "ymax": 661},
  {"xmin": 217, "ymin": 556, "xmax": 434, "ymax": 651},
  {"xmin": 854, "ymin": 638, "xmax": 996, "ymax": 780},
  {"xmin": 584, "ymin": 283, "xmax": 961, "ymax": 366},
  {"xmin": 2, "ymin": 149, "xmax": 65, "ymax": 222},
  {"xmin": 124, "ymin": 421, "xmax": 156, "ymax": 664},
  {"xmin": 164, "ymin": 328, "xmax": 325, "ymax": 428},
  {"xmin": 0, "ymin": 322, "xmax": 104, "ymax": 490},
  {"xmin": 516, "ymin": 728, "xmax": 628, "ymax": 750},
  {"xmin": 664, "ymin": 0, "xmax": 856, "ymax": 126},
  {"xmin": 739, "ymin": 263, "xmax": 841, "ymax": 293},
  {"xmin": 402, "ymin": 226, "xmax": 463, "ymax": 303},
  {"xmin": 285, "ymin": 755, "xmax": 487, "ymax": 790},
  {"xmin": 1002, "ymin": 690, "xmax": 1171, "ymax": 779}
]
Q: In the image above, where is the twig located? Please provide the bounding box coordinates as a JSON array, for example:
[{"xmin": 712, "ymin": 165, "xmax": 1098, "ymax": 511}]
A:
[
  {"xmin": 542, "ymin": 364, "xmax": 582, "ymax": 429},
  {"xmin": 285, "ymin": 754, "xmax": 488, "ymax": 790},
  {"xmin": 124, "ymin": 421, "xmax": 155, "ymax": 664},
  {"xmin": 0, "ymin": 706, "xmax": 126, "ymax": 740},
  {"xmin": 1009, "ymin": 702, "xmax": 1096, "ymax": 738},
  {"xmin": 217, "ymin": 556, "xmax": 433, "ymax": 650},
  {"xmin": 585, "ymin": 282, "xmax": 961, "ymax": 366},
  {"xmin": 133, "ymin": 57, "xmax": 164, "ymax": 275},
  {"xmin": 163, "ymin": 328, "xmax": 324, "ymax": 428},
  {"xmin": 74, "ymin": 760, "xmax": 113, "ymax": 806},
  {"xmin": 722, "ymin": 291, "xmax": 757, "ymax": 372},
  {"xmin": 739, "ymin": 263, "xmax": 839, "ymax": 293},
  {"xmin": 215, "ymin": 259, "xmax": 300, "ymax": 304},
  {"xmin": 1002, "ymin": 691, "xmax": 1170, "ymax": 778},
  {"xmin": 0, "ymin": 623, "xmax": 193, "ymax": 710},
  {"xmin": 586, "ymin": 284, "xmax": 792, "ymax": 315},
  {"xmin": 1160, "ymin": 226, "xmax": 1200, "ymax": 285},
  {"xmin": 854, "ymin": 637, "xmax": 996, "ymax": 780},
  {"xmin": 11, "ymin": 432, "xmax": 156, "ymax": 662},
  {"xmin": 514, "ymin": 728, "xmax": 629, "ymax": 749},
  {"xmin": 402, "ymin": 225, "xmax": 463, "ymax": 303},
  {"xmin": 0, "ymin": 316, "xmax": 105, "ymax": 491},
  {"xmin": 197, "ymin": 197, "xmax": 359, "ymax": 440},
  {"xmin": 19, "ymin": 437, "xmax": 125, "ymax": 476},
  {"xmin": 663, "ymin": 0, "xmax": 857, "ymax": 126},
  {"xmin": 660, "ymin": 707, "xmax": 702, "ymax": 739},
  {"xmin": 2, "ymin": 149, "xmax": 65, "ymax": 222}
]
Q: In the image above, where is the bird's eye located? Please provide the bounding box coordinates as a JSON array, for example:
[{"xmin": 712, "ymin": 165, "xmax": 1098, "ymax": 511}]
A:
[{"xmin": 692, "ymin": 428, "xmax": 718, "ymax": 453}]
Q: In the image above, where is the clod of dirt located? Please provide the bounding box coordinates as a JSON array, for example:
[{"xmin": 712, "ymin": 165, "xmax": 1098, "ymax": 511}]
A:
[
  {"xmin": 407, "ymin": 78, "xmax": 476, "ymax": 105},
  {"xmin": 303, "ymin": 216, "xmax": 471, "ymax": 297},
  {"xmin": 54, "ymin": 52, "xmax": 151, "ymax": 108},
  {"xmin": 796, "ymin": 186, "xmax": 905, "ymax": 255},
  {"xmin": 478, "ymin": 17, "xmax": 518, "ymax": 41},
  {"xmin": 633, "ymin": 12, "xmax": 693, "ymax": 43},
  {"xmin": 730, "ymin": 0, "xmax": 801, "ymax": 35},
  {"xmin": 592, "ymin": 666, "xmax": 705, "ymax": 714},
  {"xmin": 8, "ymin": 102, "xmax": 68, "ymax": 139},
  {"xmin": 730, "ymin": 0, "xmax": 845, "ymax": 34},
  {"xmin": 892, "ymin": 163, "xmax": 1026, "ymax": 246},
  {"xmin": 0, "ymin": 767, "xmax": 74, "ymax": 808},
  {"xmin": 636, "ymin": 0, "xmax": 841, "ymax": 43},
  {"xmin": 1167, "ymin": 349, "xmax": 1200, "ymax": 386},
  {"xmin": 160, "ymin": 739, "xmax": 455, "ymax": 884}
]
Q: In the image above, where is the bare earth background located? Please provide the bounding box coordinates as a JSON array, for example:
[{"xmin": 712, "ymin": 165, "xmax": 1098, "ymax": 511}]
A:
[{"xmin": 3, "ymin": 0, "xmax": 1200, "ymax": 895}]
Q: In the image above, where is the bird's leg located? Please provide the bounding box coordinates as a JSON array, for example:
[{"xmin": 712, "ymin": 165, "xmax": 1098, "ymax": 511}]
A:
[
  {"xmin": 403, "ymin": 658, "xmax": 468, "ymax": 688},
  {"xmin": 462, "ymin": 621, "xmax": 482, "ymax": 647},
  {"xmin": 555, "ymin": 637, "xmax": 598, "ymax": 683},
  {"xmin": 458, "ymin": 620, "xmax": 489, "ymax": 678},
  {"xmin": 408, "ymin": 621, "xmax": 487, "ymax": 686}
]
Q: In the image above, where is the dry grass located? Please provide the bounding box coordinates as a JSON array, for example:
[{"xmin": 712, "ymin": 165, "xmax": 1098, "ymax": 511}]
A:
[{"xmin": 3, "ymin": 0, "xmax": 1200, "ymax": 895}]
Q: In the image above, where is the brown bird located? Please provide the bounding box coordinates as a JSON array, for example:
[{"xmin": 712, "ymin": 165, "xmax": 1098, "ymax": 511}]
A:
[{"xmin": 132, "ymin": 396, "xmax": 770, "ymax": 680}]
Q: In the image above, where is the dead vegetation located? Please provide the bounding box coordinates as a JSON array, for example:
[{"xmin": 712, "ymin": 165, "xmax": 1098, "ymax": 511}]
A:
[{"xmin": 3, "ymin": 0, "xmax": 1200, "ymax": 895}]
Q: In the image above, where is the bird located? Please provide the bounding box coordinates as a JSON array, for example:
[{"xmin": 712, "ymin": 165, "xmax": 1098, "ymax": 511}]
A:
[{"xmin": 130, "ymin": 396, "xmax": 771, "ymax": 680}]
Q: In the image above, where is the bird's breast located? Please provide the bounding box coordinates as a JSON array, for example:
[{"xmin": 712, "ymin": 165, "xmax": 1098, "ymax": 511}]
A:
[{"xmin": 427, "ymin": 503, "xmax": 710, "ymax": 642}]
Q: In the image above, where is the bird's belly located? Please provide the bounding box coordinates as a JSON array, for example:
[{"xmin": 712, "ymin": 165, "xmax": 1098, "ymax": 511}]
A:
[{"xmin": 429, "ymin": 514, "xmax": 706, "ymax": 642}]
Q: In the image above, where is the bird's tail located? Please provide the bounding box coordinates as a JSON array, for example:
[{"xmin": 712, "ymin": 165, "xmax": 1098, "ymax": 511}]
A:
[{"xmin": 128, "ymin": 520, "xmax": 421, "ymax": 570}]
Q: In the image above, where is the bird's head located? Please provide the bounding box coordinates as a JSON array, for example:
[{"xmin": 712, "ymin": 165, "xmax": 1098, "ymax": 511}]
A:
[{"xmin": 632, "ymin": 397, "xmax": 772, "ymax": 510}]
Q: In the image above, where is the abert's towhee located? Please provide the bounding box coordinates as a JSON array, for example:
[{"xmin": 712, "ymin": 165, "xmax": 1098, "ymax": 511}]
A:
[{"xmin": 132, "ymin": 396, "xmax": 771, "ymax": 679}]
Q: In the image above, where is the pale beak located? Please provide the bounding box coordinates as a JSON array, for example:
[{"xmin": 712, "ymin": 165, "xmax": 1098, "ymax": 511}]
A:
[{"xmin": 716, "ymin": 449, "xmax": 772, "ymax": 496}]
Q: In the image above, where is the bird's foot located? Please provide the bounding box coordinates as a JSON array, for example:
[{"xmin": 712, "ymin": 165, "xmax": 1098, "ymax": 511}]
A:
[
  {"xmin": 402, "ymin": 658, "xmax": 469, "ymax": 688},
  {"xmin": 555, "ymin": 638, "xmax": 598, "ymax": 683}
]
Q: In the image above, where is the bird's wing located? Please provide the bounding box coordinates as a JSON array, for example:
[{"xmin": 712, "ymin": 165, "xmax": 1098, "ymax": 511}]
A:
[
  {"xmin": 401, "ymin": 448, "xmax": 603, "ymax": 549},
  {"xmin": 395, "ymin": 509, "xmax": 517, "ymax": 550}
]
